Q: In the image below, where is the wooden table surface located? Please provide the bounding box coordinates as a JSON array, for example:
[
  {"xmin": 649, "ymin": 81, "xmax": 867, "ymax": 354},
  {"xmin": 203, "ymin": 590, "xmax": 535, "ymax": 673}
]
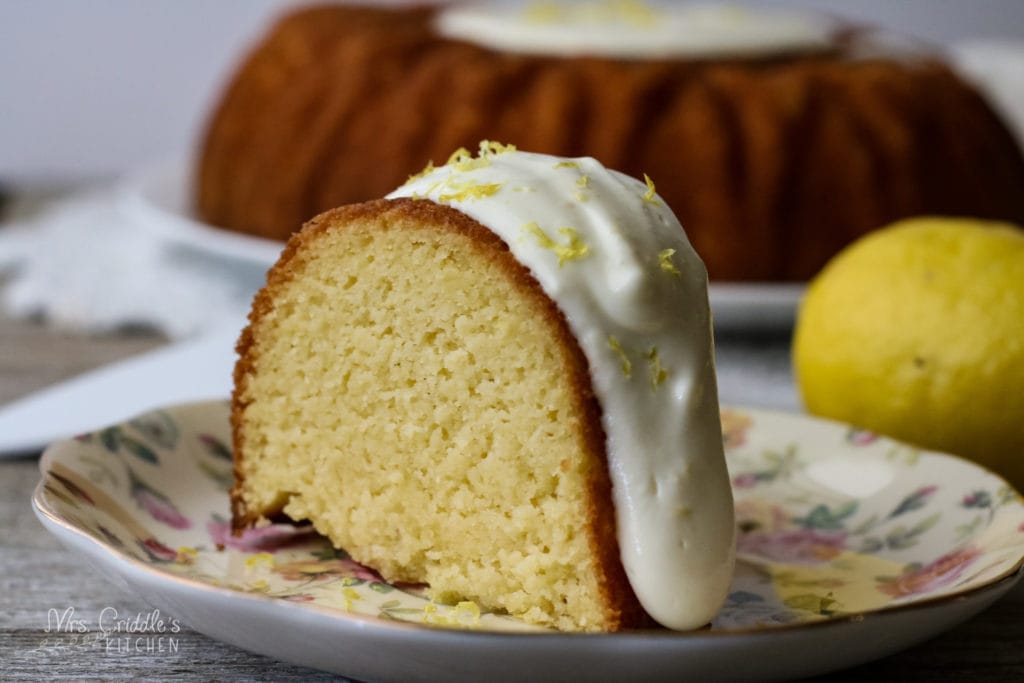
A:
[{"xmin": 1, "ymin": 311, "xmax": 1022, "ymax": 681}]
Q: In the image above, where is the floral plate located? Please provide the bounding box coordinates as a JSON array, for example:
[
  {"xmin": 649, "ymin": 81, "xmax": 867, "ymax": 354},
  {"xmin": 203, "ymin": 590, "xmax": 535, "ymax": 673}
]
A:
[{"xmin": 33, "ymin": 401, "xmax": 1024, "ymax": 682}]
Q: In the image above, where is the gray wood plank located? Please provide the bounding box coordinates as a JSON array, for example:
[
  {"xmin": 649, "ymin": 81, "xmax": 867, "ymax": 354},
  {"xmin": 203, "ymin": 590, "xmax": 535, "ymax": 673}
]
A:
[{"xmin": 0, "ymin": 313, "xmax": 164, "ymax": 405}]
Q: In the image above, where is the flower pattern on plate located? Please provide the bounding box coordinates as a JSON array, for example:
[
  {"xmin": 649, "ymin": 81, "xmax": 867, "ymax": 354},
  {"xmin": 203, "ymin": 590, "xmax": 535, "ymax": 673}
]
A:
[{"xmin": 36, "ymin": 401, "xmax": 1024, "ymax": 632}]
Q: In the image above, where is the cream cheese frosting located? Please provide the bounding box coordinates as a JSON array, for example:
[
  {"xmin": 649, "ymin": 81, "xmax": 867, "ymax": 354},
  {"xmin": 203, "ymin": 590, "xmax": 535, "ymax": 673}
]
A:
[
  {"xmin": 388, "ymin": 143, "xmax": 736, "ymax": 630},
  {"xmin": 436, "ymin": 1, "xmax": 834, "ymax": 60}
]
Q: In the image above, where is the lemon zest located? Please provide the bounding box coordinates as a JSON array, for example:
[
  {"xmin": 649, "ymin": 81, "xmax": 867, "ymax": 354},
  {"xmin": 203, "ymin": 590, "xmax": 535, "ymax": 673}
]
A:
[
  {"xmin": 245, "ymin": 552, "xmax": 275, "ymax": 568},
  {"xmin": 647, "ymin": 347, "xmax": 669, "ymax": 388},
  {"xmin": 642, "ymin": 173, "xmax": 660, "ymax": 205},
  {"xmin": 446, "ymin": 147, "xmax": 473, "ymax": 166},
  {"xmin": 554, "ymin": 161, "xmax": 579, "ymax": 169},
  {"xmin": 523, "ymin": 222, "xmax": 590, "ymax": 266},
  {"xmin": 175, "ymin": 546, "xmax": 198, "ymax": 564},
  {"xmin": 525, "ymin": 0, "xmax": 658, "ymax": 27},
  {"xmin": 576, "ymin": 174, "xmax": 590, "ymax": 187},
  {"xmin": 445, "ymin": 141, "xmax": 517, "ymax": 171},
  {"xmin": 658, "ymin": 248, "xmax": 681, "ymax": 276},
  {"xmin": 404, "ymin": 160, "xmax": 436, "ymax": 185},
  {"xmin": 421, "ymin": 602, "xmax": 443, "ymax": 625},
  {"xmin": 437, "ymin": 180, "xmax": 504, "ymax": 203},
  {"xmin": 479, "ymin": 140, "xmax": 516, "ymax": 156},
  {"xmin": 421, "ymin": 601, "xmax": 482, "ymax": 628},
  {"xmin": 455, "ymin": 601, "xmax": 481, "ymax": 625},
  {"xmin": 608, "ymin": 336, "xmax": 632, "ymax": 378},
  {"xmin": 342, "ymin": 587, "xmax": 361, "ymax": 611},
  {"xmin": 454, "ymin": 156, "xmax": 491, "ymax": 172}
]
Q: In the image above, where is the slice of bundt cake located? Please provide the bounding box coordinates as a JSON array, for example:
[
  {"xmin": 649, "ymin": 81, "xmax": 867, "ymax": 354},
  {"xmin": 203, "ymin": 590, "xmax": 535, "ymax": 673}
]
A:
[{"xmin": 231, "ymin": 143, "xmax": 735, "ymax": 632}]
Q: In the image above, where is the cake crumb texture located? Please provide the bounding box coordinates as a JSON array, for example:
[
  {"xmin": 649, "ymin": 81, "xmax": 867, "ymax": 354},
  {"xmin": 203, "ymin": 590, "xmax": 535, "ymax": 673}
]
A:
[{"xmin": 232, "ymin": 198, "xmax": 643, "ymax": 631}]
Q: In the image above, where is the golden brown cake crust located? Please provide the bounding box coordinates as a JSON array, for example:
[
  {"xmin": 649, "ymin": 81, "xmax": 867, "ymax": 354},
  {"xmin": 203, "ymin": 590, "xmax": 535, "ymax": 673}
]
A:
[
  {"xmin": 198, "ymin": 4, "xmax": 1024, "ymax": 281},
  {"xmin": 231, "ymin": 197, "xmax": 650, "ymax": 630}
]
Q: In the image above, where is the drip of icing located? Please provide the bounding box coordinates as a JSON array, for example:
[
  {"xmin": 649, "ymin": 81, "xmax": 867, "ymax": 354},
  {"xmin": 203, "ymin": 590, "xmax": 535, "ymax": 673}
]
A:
[
  {"xmin": 436, "ymin": 1, "xmax": 835, "ymax": 60},
  {"xmin": 388, "ymin": 144, "xmax": 736, "ymax": 630}
]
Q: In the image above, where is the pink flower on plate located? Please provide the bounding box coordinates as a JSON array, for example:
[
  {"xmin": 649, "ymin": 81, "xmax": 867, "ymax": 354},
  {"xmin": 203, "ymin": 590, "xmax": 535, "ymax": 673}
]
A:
[
  {"xmin": 124, "ymin": 465, "xmax": 191, "ymax": 530},
  {"xmin": 739, "ymin": 528, "xmax": 848, "ymax": 565},
  {"xmin": 134, "ymin": 486, "xmax": 191, "ymax": 530},
  {"xmin": 207, "ymin": 516, "xmax": 315, "ymax": 552},
  {"xmin": 846, "ymin": 428, "xmax": 879, "ymax": 446},
  {"xmin": 273, "ymin": 558, "xmax": 381, "ymax": 583},
  {"xmin": 877, "ymin": 546, "xmax": 983, "ymax": 599},
  {"xmin": 732, "ymin": 473, "xmax": 760, "ymax": 489},
  {"xmin": 137, "ymin": 537, "xmax": 177, "ymax": 562}
]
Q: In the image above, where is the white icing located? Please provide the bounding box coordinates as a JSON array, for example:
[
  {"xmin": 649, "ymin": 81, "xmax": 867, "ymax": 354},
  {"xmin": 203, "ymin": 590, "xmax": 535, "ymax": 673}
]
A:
[
  {"xmin": 388, "ymin": 146, "xmax": 736, "ymax": 630},
  {"xmin": 436, "ymin": 1, "xmax": 834, "ymax": 60}
]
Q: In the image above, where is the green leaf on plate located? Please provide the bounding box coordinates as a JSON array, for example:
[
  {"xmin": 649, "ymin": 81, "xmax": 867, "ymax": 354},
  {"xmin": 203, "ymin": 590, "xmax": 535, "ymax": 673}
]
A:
[
  {"xmin": 794, "ymin": 501, "xmax": 858, "ymax": 530},
  {"xmin": 118, "ymin": 435, "xmax": 159, "ymax": 464},
  {"xmin": 99, "ymin": 427, "xmax": 121, "ymax": 453}
]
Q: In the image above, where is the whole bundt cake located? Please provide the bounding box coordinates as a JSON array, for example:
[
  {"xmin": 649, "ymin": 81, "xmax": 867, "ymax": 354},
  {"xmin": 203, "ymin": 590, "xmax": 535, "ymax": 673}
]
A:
[
  {"xmin": 197, "ymin": 2, "xmax": 1024, "ymax": 281},
  {"xmin": 230, "ymin": 143, "xmax": 736, "ymax": 632}
]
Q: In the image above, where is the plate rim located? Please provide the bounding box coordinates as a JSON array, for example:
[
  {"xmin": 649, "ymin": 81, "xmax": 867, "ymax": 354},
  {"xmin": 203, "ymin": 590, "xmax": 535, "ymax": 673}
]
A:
[{"xmin": 120, "ymin": 157, "xmax": 285, "ymax": 267}]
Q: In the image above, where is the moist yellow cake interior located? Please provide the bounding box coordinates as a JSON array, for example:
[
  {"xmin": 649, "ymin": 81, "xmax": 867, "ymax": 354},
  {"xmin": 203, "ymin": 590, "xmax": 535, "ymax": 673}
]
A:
[{"xmin": 234, "ymin": 207, "xmax": 613, "ymax": 630}]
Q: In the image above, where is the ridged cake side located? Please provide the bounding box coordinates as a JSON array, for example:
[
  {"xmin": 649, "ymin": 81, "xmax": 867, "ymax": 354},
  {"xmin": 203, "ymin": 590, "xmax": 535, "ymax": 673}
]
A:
[
  {"xmin": 196, "ymin": 4, "xmax": 1024, "ymax": 280},
  {"xmin": 231, "ymin": 198, "xmax": 647, "ymax": 631}
]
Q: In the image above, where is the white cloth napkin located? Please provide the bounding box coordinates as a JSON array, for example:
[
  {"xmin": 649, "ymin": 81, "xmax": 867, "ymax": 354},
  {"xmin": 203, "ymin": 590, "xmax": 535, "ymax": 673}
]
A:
[{"xmin": 0, "ymin": 183, "xmax": 268, "ymax": 340}]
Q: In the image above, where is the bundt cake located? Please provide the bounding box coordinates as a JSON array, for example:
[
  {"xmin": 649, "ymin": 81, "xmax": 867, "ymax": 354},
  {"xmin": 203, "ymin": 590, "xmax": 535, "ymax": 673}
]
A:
[
  {"xmin": 197, "ymin": 1, "xmax": 1024, "ymax": 281},
  {"xmin": 230, "ymin": 143, "xmax": 736, "ymax": 632}
]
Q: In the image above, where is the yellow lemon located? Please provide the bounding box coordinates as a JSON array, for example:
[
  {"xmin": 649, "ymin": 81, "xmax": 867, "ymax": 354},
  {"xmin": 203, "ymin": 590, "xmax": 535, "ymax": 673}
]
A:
[{"xmin": 793, "ymin": 217, "xmax": 1024, "ymax": 489}]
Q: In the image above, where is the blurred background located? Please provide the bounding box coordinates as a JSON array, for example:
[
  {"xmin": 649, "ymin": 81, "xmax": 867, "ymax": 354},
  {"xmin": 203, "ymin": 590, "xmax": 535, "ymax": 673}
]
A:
[
  {"xmin": 2, "ymin": 0, "xmax": 1024, "ymax": 404},
  {"xmin": 3, "ymin": 5, "xmax": 1024, "ymax": 678},
  {"xmin": 3, "ymin": 0, "xmax": 1024, "ymax": 187}
]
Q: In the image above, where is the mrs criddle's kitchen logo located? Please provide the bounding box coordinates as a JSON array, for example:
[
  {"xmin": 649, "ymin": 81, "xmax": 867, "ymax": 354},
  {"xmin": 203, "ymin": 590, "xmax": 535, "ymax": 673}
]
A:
[{"xmin": 43, "ymin": 606, "xmax": 182, "ymax": 654}]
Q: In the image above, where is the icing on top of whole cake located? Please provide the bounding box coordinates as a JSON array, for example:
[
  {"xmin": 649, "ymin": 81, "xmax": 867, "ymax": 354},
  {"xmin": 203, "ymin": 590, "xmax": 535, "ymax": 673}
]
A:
[
  {"xmin": 388, "ymin": 143, "xmax": 736, "ymax": 630},
  {"xmin": 436, "ymin": 1, "xmax": 835, "ymax": 60}
]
